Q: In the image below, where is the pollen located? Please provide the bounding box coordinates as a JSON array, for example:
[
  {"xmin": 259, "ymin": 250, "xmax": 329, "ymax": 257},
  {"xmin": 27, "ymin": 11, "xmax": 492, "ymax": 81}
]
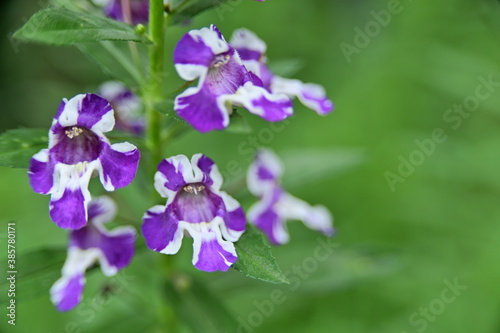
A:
[
  {"xmin": 212, "ymin": 54, "xmax": 230, "ymax": 68},
  {"xmin": 65, "ymin": 126, "xmax": 83, "ymax": 139},
  {"xmin": 183, "ymin": 184, "xmax": 206, "ymax": 194}
]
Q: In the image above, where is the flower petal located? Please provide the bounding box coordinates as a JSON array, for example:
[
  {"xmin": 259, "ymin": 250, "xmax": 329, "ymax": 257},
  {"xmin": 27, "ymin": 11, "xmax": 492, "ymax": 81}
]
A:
[
  {"xmin": 58, "ymin": 94, "xmax": 115, "ymax": 133},
  {"xmin": 97, "ymin": 226, "xmax": 136, "ymax": 275},
  {"xmin": 248, "ymin": 188, "xmax": 289, "ymax": 245},
  {"xmin": 247, "ymin": 149, "xmax": 284, "ymax": 197},
  {"xmin": 50, "ymin": 273, "xmax": 85, "ymax": 312},
  {"xmin": 87, "ymin": 195, "xmax": 117, "ymax": 224},
  {"xmin": 271, "ymin": 77, "xmax": 334, "ymax": 115},
  {"xmin": 230, "ymin": 28, "xmax": 267, "ymax": 61},
  {"xmin": 49, "ymin": 165, "xmax": 94, "ymax": 229},
  {"xmin": 142, "ymin": 205, "xmax": 184, "ymax": 254},
  {"xmin": 98, "ymin": 142, "xmax": 140, "ymax": 191},
  {"xmin": 174, "ymin": 85, "xmax": 229, "ymax": 133},
  {"xmin": 276, "ymin": 193, "xmax": 334, "ymax": 237},
  {"xmin": 28, "ymin": 149, "xmax": 55, "ymax": 194},
  {"xmin": 218, "ymin": 191, "xmax": 246, "ymax": 242},
  {"xmin": 222, "ymin": 82, "xmax": 293, "ymax": 122},
  {"xmin": 191, "ymin": 154, "xmax": 223, "ymax": 190},
  {"xmin": 155, "ymin": 155, "xmax": 196, "ymax": 197},
  {"xmin": 186, "ymin": 219, "xmax": 238, "ymax": 272}
]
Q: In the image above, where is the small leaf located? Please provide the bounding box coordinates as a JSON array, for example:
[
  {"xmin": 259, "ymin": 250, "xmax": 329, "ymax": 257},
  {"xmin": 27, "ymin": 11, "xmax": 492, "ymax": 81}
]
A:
[
  {"xmin": 14, "ymin": 7, "xmax": 150, "ymax": 45},
  {"xmin": 164, "ymin": 275, "xmax": 237, "ymax": 333},
  {"xmin": 171, "ymin": 0, "xmax": 229, "ymax": 25},
  {"xmin": 0, "ymin": 128, "xmax": 48, "ymax": 168},
  {"xmin": 233, "ymin": 225, "xmax": 289, "ymax": 284},
  {"xmin": 0, "ymin": 248, "xmax": 66, "ymax": 305},
  {"xmin": 268, "ymin": 58, "xmax": 305, "ymax": 78},
  {"xmin": 281, "ymin": 148, "xmax": 366, "ymax": 189}
]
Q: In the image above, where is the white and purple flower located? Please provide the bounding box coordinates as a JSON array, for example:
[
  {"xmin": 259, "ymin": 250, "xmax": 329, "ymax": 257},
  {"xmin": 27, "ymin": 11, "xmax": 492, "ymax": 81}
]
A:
[
  {"xmin": 28, "ymin": 93, "xmax": 140, "ymax": 230},
  {"xmin": 97, "ymin": 81, "xmax": 144, "ymax": 135},
  {"xmin": 230, "ymin": 29, "xmax": 334, "ymax": 115},
  {"xmin": 247, "ymin": 149, "xmax": 334, "ymax": 245},
  {"xmin": 142, "ymin": 154, "xmax": 246, "ymax": 272},
  {"xmin": 173, "ymin": 25, "xmax": 293, "ymax": 133},
  {"xmin": 50, "ymin": 196, "xmax": 136, "ymax": 311}
]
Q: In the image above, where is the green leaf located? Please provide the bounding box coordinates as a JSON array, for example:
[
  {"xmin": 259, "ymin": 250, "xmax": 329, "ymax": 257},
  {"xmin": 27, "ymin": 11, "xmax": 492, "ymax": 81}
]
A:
[
  {"xmin": 0, "ymin": 248, "xmax": 66, "ymax": 305},
  {"xmin": 14, "ymin": 7, "xmax": 150, "ymax": 45},
  {"xmin": 171, "ymin": 0, "xmax": 228, "ymax": 25},
  {"xmin": 0, "ymin": 128, "xmax": 48, "ymax": 168},
  {"xmin": 164, "ymin": 276, "xmax": 238, "ymax": 333},
  {"xmin": 281, "ymin": 148, "xmax": 366, "ymax": 189},
  {"xmin": 233, "ymin": 225, "xmax": 289, "ymax": 284},
  {"xmin": 268, "ymin": 58, "xmax": 305, "ymax": 78}
]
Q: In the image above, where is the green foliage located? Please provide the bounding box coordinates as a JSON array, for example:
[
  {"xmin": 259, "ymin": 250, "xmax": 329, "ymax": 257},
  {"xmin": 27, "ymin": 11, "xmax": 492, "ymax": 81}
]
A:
[
  {"xmin": 170, "ymin": 0, "xmax": 229, "ymax": 25},
  {"xmin": 14, "ymin": 7, "xmax": 150, "ymax": 45},
  {"xmin": 233, "ymin": 225, "xmax": 289, "ymax": 284},
  {"xmin": 0, "ymin": 128, "xmax": 48, "ymax": 168},
  {"xmin": 0, "ymin": 248, "xmax": 66, "ymax": 305},
  {"xmin": 164, "ymin": 276, "xmax": 238, "ymax": 332}
]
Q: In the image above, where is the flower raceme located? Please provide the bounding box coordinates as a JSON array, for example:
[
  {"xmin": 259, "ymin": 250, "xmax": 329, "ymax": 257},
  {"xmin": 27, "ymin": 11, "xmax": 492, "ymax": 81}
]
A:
[
  {"xmin": 51, "ymin": 196, "xmax": 136, "ymax": 311},
  {"xmin": 142, "ymin": 154, "xmax": 246, "ymax": 272},
  {"xmin": 28, "ymin": 93, "xmax": 140, "ymax": 229},
  {"xmin": 173, "ymin": 25, "xmax": 293, "ymax": 133},
  {"xmin": 230, "ymin": 29, "xmax": 334, "ymax": 115},
  {"xmin": 247, "ymin": 149, "xmax": 334, "ymax": 245}
]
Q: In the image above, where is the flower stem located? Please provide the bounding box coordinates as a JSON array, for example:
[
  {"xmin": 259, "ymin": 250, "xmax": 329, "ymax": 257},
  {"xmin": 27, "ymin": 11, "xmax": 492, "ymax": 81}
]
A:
[{"xmin": 145, "ymin": 0, "xmax": 165, "ymax": 173}]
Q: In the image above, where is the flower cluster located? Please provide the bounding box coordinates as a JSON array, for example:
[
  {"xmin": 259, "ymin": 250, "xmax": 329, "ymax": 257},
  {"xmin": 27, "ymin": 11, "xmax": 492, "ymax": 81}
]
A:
[{"xmin": 27, "ymin": 8, "xmax": 335, "ymax": 313}]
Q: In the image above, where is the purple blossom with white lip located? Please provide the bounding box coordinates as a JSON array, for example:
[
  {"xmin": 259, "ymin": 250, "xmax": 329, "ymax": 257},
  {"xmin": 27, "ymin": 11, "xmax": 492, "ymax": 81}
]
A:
[
  {"xmin": 247, "ymin": 149, "xmax": 334, "ymax": 245},
  {"xmin": 173, "ymin": 25, "xmax": 293, "ymax": 133},
  {"xmin": 28, "ymin": 93, "xmax": 140, "ymax": 230},
  {"xmin": 230, "ymin": 29, "xmax": 334, "ymax": 115},
  {"xmin": 50, "ymin": 196, "xmax": 136, "ymax": 311},
  {"xmin": 142, "ymin": 154, "xmax": 246, "ymax": 272},
  {"xmin": 97, "ymin": 81, "xmax": 144, "ymax": 135}
]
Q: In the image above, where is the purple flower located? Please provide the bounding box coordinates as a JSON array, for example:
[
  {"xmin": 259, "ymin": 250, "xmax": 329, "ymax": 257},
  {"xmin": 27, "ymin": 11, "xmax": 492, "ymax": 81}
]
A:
[
  {"xmin": 97, "ymin": 0, "xmax": 149, "ymax": 25},
  {"xmin": 142, "ymin": 154, "xmax": 246, "ymax": 272},
  {"xmin": 50, "ymin": 196, "xmax": 136, "ymax": 311},
  {"xmin": 247, "ymin": 149, "xmax": 334, "ymax": 245},
  {"xmin": 173, "ymin": 25, "xmax": 293, "ymax": 133},
  {"xmin": 230, "ymin": 29, "xmax": 334, "ymax": 115},
  {"xmin": 97, "ymin": 81, "xmax": 144, "ymax": 135},
  {"xmin": 28, "ymin": 94, "xmax": 140, "ymax": 230}
]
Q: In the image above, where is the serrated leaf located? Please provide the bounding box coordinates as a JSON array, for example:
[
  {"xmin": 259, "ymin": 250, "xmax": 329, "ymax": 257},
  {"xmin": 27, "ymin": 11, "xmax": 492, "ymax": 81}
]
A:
[
  {"xmin": 164, "ymin": 276, "xmax": 237, "ymax": 333},
  {"xmin": 233, "ymin": 225, "xmax": 289, "ymax": 284},
  {"xmin": 281, "ymin": 148, "xmax": 366, "ymax": 189},
  {"xmin": 14, "ymin": 7, "xmax": 150, "ymax": 45},
  {"xmin": 0, "ymin": 128, "xmax": 48, "ymax": 168},
  {"xmin": 171, "ymin": 0, "xmax": 228, "ymax": 25},
  {"xmin": 0, "ymin": 248, "xmax": 66, "ymax": 305}
]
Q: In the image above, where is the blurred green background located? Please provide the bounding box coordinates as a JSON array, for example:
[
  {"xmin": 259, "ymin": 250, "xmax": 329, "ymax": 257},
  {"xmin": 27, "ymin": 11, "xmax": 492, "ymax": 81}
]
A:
[{"xmin": 1, "ymin": 0, "xmax": 500, "ymax": 332}]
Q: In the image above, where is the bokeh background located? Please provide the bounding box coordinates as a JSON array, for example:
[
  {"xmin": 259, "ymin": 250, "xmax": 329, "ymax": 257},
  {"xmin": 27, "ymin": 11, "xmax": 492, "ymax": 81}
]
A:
[{"xmin": 1, "ymin": 0, "xmax": 500, "ymax": 332}]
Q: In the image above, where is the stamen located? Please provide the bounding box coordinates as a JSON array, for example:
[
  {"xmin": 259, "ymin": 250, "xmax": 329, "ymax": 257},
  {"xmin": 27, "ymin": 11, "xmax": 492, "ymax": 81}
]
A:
[
  {"xmin": 183, "ymin": 184, "xmax": 206, "ymax": 195},
  {"xmin": 65, "ymin": 126, "xmax": 83, "ymax": 139},
  {"xmin": 212, "ymin": 54, "xmax": 230, "ymax": 68}
]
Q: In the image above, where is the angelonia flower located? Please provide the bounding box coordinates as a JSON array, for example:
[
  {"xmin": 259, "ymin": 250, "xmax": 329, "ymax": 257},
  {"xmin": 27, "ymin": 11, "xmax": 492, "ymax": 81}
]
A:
[
  {"xmin": 51, "ymin": 196, "xmax": 136, "ymax": 311},
  {"xmin": 28, "ymin": 93, "xmax": 140, "ymax": 229},
  {"xmin": 142, "ymin": 154, "xmax": 246, "ymax": 272},
  {"xmin": 97, "ymin": 81, "xmax": 144, "ymax": 135},
  {"xmin": 230, "ymin": 29, "xmax": 334, "ymax": 115},
  {"xmin": 94, "ymin": 0, "xmax": 150, "ymax": 25},
  {"xmin": 173, "ymin": 25, "xmax": 293, "ymax": 133},
  {"xmin": 247, "ymin": 149, "xmax": 334, "ymax": 245}
]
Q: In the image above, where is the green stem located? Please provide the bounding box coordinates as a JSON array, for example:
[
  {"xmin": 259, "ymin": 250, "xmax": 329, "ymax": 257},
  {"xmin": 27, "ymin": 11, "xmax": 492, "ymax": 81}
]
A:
[{"xmin": 145, "ymin": 0, "xmax": 165, "ymax": 173}]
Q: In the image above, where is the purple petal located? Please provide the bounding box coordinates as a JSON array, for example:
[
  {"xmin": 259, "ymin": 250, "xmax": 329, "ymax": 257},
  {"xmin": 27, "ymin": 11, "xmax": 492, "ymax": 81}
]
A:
[
  {"xmin": 230, "ymin": 28, "xmax": 267, "ymax": 60},
  {"xmin": 247, "ymin": 149, "xmax": 284, "ymax": 197},
  {"xmin": 98, "ymin": 142, "xmax": 140, "ymax": 191},
  {"xmin": 155, "ymin": 155, "xmax": 192, "ymax": 194},
  {"xmin": 99, "ymin": 230, "xmax": 136, "ymax": 271},
  {"xmin": 51, "ymin": 273, "xmax": 85, "ymax": 312},
  {"xmin": 77, "ymin": 94, "xmax": 115, "ymax": 131},
  {"xmin": 193, "ymin": 154, "xmax": 222, "ymax": 189},
  {"xmin": 218, "ymin": 191, "xmax": 246, "ymax": 241},
  {"xmin": 142, "ymin": 205, "xmax": 183, "ymax": 253},
  {"xmin": 174, "ymin": 86, "xmax": 229, "ymax": 132},
  {"xmin": 271, "ymin": 77, "xmax": 333, "ymax": 115},
  {"xmin": 28, "ymin": 149, "xmax": 55, "ymax": 194},
  {"xmin": 192, "ymin": 227, "xmax": 237, "ymax": 272},
  {"xmin": 50, "ymin": 185, "xmax": 89, "ymax": 230}
]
